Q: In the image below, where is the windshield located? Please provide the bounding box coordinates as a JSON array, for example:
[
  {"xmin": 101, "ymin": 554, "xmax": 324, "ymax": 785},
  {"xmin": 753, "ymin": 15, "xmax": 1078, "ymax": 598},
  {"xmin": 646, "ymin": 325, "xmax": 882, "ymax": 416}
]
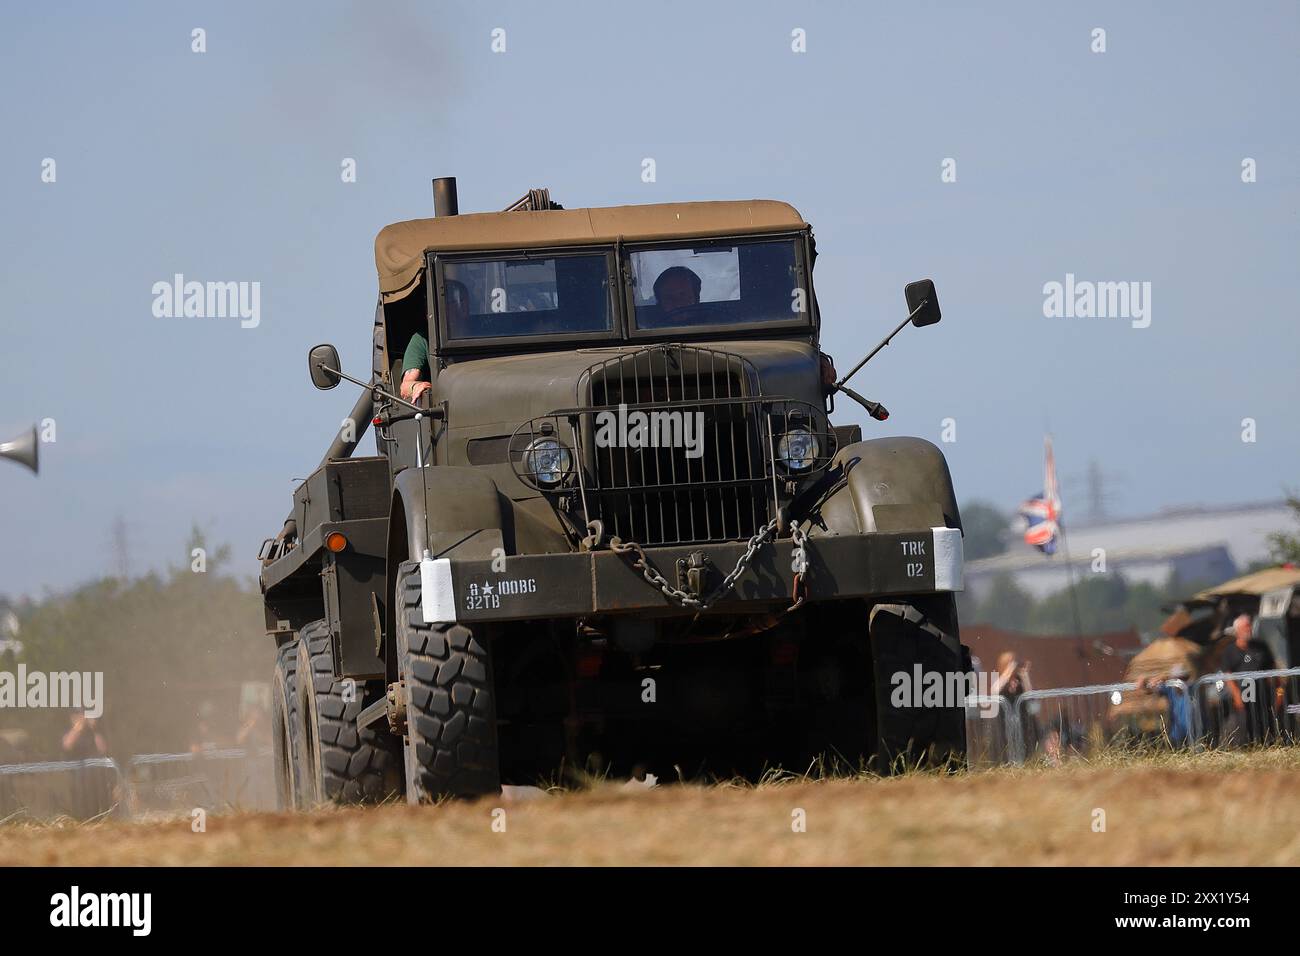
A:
[
  {"xmin": 440, "ymin": 252, "xmax": 613, "ymax": 340},
  {"xmin": 628, "ymin": 238, "xmax": 804, "ymax": 331}
]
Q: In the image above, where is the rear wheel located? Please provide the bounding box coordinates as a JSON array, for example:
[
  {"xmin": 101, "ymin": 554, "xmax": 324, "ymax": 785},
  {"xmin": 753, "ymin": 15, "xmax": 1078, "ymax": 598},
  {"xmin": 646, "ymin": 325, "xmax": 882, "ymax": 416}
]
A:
[
  {"xmin": 297, "ymin": 620, "xmax": 404, "ymax": 805},
  {"xmin": 395, "ymin": 561, "xmax": 500, "ymax": 803},
  {"xmin": 271, "ymin": 639, "xmax": 305, "ymax": 810}
]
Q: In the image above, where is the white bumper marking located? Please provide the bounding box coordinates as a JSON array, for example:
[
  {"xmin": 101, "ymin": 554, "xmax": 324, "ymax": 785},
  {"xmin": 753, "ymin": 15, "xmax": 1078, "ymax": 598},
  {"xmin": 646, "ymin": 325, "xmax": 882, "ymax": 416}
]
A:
[
  {"xmin": 931, "ymin": 527, "xmax": 964, "ymax": 592},
  {"xmin": 420, "ymin": 557, "xmax": 457, "ymax": 624}
]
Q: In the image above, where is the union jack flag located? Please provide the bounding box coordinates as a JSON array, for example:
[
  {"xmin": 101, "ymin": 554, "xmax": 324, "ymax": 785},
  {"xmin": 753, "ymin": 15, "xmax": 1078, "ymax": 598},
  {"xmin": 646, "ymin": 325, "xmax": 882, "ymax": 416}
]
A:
[{"xmin": 1018, "ymin": 436, "xmax": 1061, "ymax": 554}]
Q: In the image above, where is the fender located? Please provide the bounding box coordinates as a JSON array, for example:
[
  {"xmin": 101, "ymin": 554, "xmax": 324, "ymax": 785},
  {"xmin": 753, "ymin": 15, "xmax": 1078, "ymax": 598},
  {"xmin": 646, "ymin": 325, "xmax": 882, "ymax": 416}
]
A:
[
  {"xmin": 816, "ymin": 437, "xmax": 963, "ymax": 536},
  {"xmin": 388, "ymin": 465, "xmax": 507, "ymax": 567},
  {"xmin": 383, "ymin": 466, "xmax": 508, "ymax": 682}
]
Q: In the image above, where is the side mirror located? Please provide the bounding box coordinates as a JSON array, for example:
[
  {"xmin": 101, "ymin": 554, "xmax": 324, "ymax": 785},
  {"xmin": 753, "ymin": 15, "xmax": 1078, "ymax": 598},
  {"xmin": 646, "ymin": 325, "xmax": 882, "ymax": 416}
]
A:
[
  {"xmin": 905, "ymin": 279, "xmax": 941, "ymax": 327},
  {"xmin": 308, "ymin": 343, "xmax": 342, "ymax": 390}
]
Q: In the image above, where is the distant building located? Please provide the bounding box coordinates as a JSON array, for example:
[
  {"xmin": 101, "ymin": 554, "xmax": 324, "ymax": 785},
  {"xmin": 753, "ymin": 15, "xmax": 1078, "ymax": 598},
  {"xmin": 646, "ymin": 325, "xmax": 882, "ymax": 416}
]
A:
[{"xmin": 966, "ymin": 500, "xmax": 1292, "ymax": 602}]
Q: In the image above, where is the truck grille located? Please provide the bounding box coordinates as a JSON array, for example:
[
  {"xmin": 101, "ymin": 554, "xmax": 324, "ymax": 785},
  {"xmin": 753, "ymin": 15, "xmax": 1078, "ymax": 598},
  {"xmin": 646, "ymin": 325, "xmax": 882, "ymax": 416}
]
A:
[
  {"xmin": 510, "ymin": 346, "xmax": 838, "ymax": 549},
  {"xmin": 581, "ymin": 346, "xmax": 768, "ymax": 545}
]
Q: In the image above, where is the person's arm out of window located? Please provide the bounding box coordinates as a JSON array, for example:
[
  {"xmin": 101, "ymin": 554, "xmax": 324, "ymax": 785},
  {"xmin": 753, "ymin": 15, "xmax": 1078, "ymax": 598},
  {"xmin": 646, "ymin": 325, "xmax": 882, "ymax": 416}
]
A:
[
  {"xmin": 400, "ymin": 368, "xmax": 430, "ymax": 403},
  {"xmin": 400, "ymin": 334, "xmax": 432, "ymax": 403}
]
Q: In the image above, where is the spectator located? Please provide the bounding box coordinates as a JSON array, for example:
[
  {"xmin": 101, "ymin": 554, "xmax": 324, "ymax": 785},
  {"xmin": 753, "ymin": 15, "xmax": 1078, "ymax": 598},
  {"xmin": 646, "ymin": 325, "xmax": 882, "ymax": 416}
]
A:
[
  {"xmin": 991, "ymin": 651, "xmax": 1032, "ymax": 702},
  {"xmin": 1162, "ymin": 664, "xmax": 1193, "ymax": 746},
  {"xmin": 1220, "ymin": 614, "xmax": 1277, "ymax": 745},
  {"xmin": 235, "ymin": 706, "xmax": 268, "ymax": 750},
  {"xmin": 61, "ymin": 713, "xmax": 109, "ymax": 760},
  {"xmin": 991, "ymin": 652, "xmax": 1035, "ymax": 757},
  {"xmin": 60, "ymin": 713, "xmax": 115, "ymax": 818},
  {"xmin": 1136, "ymin": 670, "xmax": 1192, "ymax": 746},
  {"xmin": 190, "ymin": 722, "xmax": 218, "ymax": 755}
]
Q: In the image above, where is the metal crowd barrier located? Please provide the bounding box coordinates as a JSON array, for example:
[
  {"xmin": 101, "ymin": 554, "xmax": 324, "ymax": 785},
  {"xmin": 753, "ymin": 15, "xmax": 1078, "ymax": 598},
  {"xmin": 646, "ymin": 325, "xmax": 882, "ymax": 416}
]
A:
[
  {"xmin": 126, "ymin": 748, "xmax": 275, "ymax": 816},
  {"xmin": 963, "ymin": 694, "xmax": 1016, "ymax": 768},
  {"xmin": 6, "ymin": 671, "xmax": 1300, "ymax": 806},
  {"xmin": 0, "ymin": 748, "xmax": 273, "ymax": 821},
  {"xmin": 974, "ymin": 668, "xmax": 1300, "ymax": 766},
  {"xmin": 1188, "ymin": 667, "xmax": 1300, "ymax": 749},
  {"xmin": 1010, "ymin": 680, "xmax": 1191, "ymax": 764},
  {"xmin": 0, "ymin": 757, "xmax": 122, "ymax": 821}
]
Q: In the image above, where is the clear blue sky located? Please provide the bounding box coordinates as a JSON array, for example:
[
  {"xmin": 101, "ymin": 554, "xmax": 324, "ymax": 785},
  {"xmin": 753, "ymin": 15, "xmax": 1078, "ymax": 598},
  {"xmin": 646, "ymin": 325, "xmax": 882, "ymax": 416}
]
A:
[{"xmin": 1, "ymin": 1, "xmax": 1296, "ymax": 596}]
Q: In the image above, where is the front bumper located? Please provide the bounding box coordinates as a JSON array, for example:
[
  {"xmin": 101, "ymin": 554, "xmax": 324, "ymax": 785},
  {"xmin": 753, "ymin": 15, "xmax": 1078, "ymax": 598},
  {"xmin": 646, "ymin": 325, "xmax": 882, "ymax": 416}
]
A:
[{"xmin": 421, "ymin": 527, "xmax": 963, "ymax": 625}]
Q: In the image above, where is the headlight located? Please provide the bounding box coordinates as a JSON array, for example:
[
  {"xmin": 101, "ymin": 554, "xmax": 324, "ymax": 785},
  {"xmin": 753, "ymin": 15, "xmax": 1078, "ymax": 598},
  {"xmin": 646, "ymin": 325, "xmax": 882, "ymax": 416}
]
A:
[
  {"xmin": 776, "ymin": 426, "xmax": 819, "ymax": 472},
  {"xmin": 522, "ymin": 437, "xmax": 573, "ymax": 487}
]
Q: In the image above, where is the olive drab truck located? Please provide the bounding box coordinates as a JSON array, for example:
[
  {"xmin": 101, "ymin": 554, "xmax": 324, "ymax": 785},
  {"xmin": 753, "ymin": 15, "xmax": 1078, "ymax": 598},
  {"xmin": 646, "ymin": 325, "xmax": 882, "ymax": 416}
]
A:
[{"xmin": 260, "ymin": 178, "xmax": 972, "ymax": 807}]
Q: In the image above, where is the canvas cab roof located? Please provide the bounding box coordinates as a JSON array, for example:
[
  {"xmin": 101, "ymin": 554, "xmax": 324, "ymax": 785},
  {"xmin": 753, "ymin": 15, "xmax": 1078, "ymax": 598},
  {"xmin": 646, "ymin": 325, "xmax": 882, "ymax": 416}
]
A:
[
  {"xmin": 374, "ymin": 199, "xmax": 807, "ymax": 302},
  {"xmin": 1192, "ymin": 566, "xmax": 1300, "ymax": 601}
]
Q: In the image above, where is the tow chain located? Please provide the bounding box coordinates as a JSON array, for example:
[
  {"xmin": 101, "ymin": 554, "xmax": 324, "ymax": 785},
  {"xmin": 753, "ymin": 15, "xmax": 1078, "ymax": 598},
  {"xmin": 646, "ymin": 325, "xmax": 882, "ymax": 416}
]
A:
[
  {"xmin": 608, "ymin": 515, "xmax": 811, "ymax": 612},
  {"xmin": 789, "ymin": 522, "xmax": 809, "ymax": 610}
]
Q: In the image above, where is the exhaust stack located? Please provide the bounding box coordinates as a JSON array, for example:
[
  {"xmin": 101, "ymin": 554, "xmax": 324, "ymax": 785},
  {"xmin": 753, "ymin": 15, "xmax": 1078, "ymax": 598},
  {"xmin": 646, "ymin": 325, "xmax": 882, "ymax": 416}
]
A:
[{"xmin": 432, "ymin": 177, "xmax": 459, "ymax": 217}]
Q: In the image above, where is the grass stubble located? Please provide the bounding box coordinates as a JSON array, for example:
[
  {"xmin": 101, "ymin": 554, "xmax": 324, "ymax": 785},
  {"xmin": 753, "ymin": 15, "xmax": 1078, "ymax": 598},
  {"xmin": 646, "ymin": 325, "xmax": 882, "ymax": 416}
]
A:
[{"xmin": 3, "ymin": 746, "xmax": 1298, "ymax": 866}]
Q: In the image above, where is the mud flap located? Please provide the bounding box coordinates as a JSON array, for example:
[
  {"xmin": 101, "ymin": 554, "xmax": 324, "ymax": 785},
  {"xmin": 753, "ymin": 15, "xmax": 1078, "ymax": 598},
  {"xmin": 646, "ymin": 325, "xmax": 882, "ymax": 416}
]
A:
[{"xmin": 869, "ymin": 602, "xmax": 969, "ymax": 771}]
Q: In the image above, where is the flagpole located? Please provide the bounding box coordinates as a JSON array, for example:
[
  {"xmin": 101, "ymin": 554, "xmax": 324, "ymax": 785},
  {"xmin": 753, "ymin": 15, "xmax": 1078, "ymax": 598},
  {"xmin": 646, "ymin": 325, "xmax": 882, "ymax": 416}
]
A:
[
  {"xmin": 1056, "ymin": 518, "xmax": 1088, "ymax": 665},
  {"xmin": 1024, "ymin": 433, "xmax": 1089, "ymax": 674},
  {"xmin": 1047, "ymin": 433, "xmax": 1088, "ymax": 669}
]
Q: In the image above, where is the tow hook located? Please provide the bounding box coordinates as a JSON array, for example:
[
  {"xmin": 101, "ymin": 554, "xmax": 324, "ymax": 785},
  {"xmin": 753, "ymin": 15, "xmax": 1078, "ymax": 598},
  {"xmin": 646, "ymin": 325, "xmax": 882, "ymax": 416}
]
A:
[
  {"xmin": 387, "ymin": 680, "xmax": 407, "ymax": 736},
  {"xmin": 676, "ymin": 551, "xmax": 712, "ymax": 598}
]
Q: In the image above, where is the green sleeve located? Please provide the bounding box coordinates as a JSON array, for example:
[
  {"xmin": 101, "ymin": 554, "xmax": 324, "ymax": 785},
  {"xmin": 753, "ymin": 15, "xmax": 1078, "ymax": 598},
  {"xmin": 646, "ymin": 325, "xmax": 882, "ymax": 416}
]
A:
[{"xmin": 401, "ymin": 333, "xmax": 429, "ymax": 379}]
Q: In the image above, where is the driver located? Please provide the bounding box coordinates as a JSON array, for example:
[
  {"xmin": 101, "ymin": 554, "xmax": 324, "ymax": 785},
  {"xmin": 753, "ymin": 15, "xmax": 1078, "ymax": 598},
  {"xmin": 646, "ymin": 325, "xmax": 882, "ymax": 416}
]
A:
[
  {"xmin": 400, "ymin": 279, "xmax": 469, "ymax": 402},
  {"xmin": 653, "ymin": 266, "xmax": 702, "ymax": 319},
  {"xmin": 652, "ymin": 265, "xmax": 838, "ymax": 394}
]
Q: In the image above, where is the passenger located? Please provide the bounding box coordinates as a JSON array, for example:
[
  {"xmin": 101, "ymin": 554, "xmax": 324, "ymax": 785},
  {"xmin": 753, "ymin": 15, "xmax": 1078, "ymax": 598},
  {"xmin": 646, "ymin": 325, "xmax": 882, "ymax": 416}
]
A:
[{"xmin": 401, "ymin": 279, "xmax": 470, "ymax": 402}]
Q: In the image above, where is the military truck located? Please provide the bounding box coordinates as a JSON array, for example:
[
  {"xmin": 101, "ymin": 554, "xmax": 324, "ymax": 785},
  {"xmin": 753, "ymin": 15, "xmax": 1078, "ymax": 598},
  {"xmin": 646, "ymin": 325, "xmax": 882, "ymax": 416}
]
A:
[{"xmin": 260, "ymin": 179, "xmax": 971, "ymax": 807}]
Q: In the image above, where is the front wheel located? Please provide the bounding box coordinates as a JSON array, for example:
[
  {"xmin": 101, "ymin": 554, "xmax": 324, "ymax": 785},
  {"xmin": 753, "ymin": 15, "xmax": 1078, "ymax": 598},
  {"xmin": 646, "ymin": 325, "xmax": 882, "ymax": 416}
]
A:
[
  {"xmin": 869, "ymin": 595, "xmax": 970, "ymax": 772},
  {"xmin": 395, "ymin": 561, "xmax": 500, "ymax": 803}
]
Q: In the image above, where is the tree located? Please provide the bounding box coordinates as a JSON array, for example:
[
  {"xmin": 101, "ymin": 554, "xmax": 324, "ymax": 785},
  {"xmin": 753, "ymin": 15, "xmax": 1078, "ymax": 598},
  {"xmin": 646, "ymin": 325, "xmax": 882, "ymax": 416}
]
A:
[
  {"xmin": 961, "ymin": 500, "xmax": 1012, "ymax": 560},
  {"xmin": 974, "ymin": 573, "xmax": 1035, "ymax": 631},
  {"xmin": 1267, "ymin": 492, "xmax": 1300, "ymax": 565},
  {"xmin": 966, "ymin": 569, "xmax": 1196, "ymax": 636},
  {"xmin": 6, "ymin": 529, "xmax": 270, "ymax": 760}
]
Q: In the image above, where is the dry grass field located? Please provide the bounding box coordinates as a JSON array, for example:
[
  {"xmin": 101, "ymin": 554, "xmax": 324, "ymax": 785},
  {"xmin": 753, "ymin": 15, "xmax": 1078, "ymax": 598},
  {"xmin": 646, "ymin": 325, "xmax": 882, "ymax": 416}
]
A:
[{"xmin": 3, "ymin": 748, "xmax": 1299, "ymax": 866}]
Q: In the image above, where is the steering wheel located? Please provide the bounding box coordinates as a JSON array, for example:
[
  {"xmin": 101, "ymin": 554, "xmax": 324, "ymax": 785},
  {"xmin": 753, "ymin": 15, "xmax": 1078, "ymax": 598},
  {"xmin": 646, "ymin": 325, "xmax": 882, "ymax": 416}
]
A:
[{"xmin": 660, "ymin": 303, "xmax": 711, "ymax": 325}]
